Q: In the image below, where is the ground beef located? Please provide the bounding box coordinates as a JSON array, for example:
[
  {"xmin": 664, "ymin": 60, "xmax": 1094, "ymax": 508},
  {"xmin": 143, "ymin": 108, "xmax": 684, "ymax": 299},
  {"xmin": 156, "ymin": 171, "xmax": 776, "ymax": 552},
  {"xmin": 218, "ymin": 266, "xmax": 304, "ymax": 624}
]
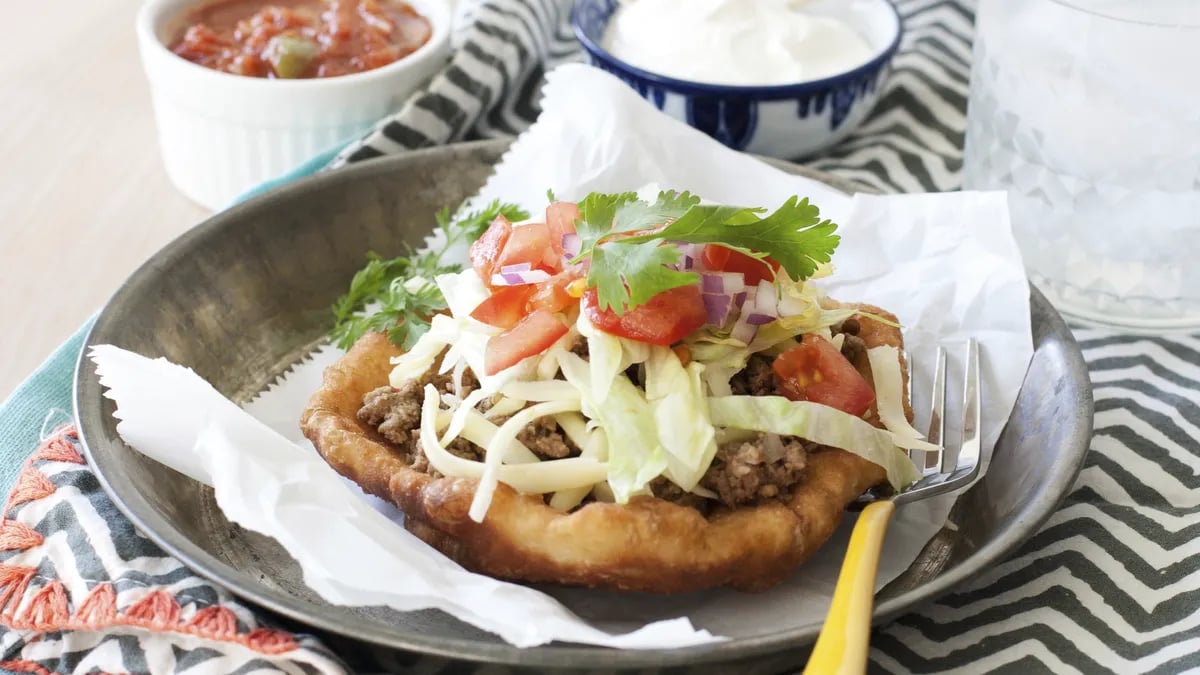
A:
[
  {"xmin": 833, "ymin": 318, "xmax": 867, "ymax": 363},
  {"xmin": 569, "ymin": 335, "xmax": 589, "ymax": 359},
  {"xmin": 515, "ymin": 416, "xmax": 578, "ymax": 459},
  {"xmin": 357, "ymin": 361, "xmax": 581, "ymax": 473},
  {"xmin": 837, "ymin": 317, "xmax": 861, "ymax": 336},
  {"xmin": 700, "ymin": 433, "xmax": 810, "ymax": 507},
  {"xmin": 729, "ymin": 353, "xmax": 775, "ymax": 396},
  {"xmin": 359, "ymin": 385, "xmax": 422, "ymax": 449},
  {"xmin": 840, "ymin": 334, "xmax": 867, "ymax": 363},
  {"xmin": 357, "ymin": 363, "xmax": 483, "ymax": 470},
  {"xmin": 650, "ymin": 477, "xmax": 711, "ymax": 515}
]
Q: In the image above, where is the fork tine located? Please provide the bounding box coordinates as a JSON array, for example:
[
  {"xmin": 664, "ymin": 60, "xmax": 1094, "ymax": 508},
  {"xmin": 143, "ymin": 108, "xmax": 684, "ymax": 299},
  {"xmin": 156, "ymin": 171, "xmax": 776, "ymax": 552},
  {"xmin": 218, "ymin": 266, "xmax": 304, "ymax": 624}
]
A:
[
  {"xmin": 905, "ymin": 349, "xmax": 913, "ymax": 406},
  {"xmin": 955, "ymin": 338, "xmax": 981, "ymax": 473},
  {"xmin": 904, "ymin": 350, "xmax": 922, "ymax": 468},
  {"xmin": 927, "ymin": 346, "xmax": 947, "ymax": 475}
]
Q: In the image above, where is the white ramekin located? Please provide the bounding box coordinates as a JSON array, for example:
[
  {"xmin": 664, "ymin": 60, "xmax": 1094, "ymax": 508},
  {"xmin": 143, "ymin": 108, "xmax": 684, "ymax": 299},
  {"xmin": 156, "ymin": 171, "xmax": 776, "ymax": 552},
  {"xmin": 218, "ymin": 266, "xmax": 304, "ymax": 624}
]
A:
[{"xmin": 137, "ymin": 0, "xmax": 452, "ymax": 210}]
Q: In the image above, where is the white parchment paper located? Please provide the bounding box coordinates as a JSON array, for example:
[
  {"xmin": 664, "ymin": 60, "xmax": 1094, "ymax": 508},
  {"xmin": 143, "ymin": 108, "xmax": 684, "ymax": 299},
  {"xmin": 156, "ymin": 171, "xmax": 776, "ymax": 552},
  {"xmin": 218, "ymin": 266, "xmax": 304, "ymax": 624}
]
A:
[{"xmin": 89, "ymin": 64, "xmax": 1032, "ymax": 649}]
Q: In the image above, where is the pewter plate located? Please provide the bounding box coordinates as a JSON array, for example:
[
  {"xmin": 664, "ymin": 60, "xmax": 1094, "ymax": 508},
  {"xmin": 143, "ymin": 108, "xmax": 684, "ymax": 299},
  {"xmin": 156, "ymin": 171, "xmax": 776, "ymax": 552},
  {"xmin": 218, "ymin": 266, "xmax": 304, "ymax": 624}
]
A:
[{"xmin": 73, "ymin": 139, "xmax": 1093, "ymax": 673}]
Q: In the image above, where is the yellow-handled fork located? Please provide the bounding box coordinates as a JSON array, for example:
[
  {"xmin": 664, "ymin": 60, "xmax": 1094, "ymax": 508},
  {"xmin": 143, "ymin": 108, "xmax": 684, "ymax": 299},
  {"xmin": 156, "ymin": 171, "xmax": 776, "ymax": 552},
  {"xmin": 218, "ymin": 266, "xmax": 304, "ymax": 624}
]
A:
[{"xmin": 804, "ymin": 340, "xmax": 982, "ymax": 675}]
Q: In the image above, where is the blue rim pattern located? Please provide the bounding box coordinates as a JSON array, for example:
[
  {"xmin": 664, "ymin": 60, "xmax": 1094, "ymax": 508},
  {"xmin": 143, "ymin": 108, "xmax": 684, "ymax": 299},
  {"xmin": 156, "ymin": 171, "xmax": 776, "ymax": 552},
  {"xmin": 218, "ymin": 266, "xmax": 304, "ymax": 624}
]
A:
[{"xmin": 571, "ymin": 0, "xmax": 902, "ymax": 153}]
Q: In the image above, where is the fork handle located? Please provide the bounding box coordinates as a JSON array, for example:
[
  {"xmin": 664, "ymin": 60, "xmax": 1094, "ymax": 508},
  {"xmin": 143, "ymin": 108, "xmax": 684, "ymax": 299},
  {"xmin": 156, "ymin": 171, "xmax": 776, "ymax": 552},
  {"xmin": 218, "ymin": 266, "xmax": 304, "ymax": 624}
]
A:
[{"xmin": 803, "ymin": 500, "xmax": 896, "ymax": 675}]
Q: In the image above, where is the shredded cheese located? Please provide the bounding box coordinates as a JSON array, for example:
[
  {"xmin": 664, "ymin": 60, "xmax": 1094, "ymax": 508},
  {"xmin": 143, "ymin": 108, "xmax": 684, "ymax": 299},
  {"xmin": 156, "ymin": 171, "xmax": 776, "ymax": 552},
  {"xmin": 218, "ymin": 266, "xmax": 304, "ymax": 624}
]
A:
[
  {"xmin": 467, "ymin": 397, "xmax": 584, "ymax": 522},
  {"xmin": 418, "ymin": 385, "xmax": 607, "ymax": 498},
  {"xmin": 549, "ymin": 428, "xmax": 609, "ymax": 512},
  {"xmin": 867, "ymin": 346, "xmax": 939, "ymax": 451}
]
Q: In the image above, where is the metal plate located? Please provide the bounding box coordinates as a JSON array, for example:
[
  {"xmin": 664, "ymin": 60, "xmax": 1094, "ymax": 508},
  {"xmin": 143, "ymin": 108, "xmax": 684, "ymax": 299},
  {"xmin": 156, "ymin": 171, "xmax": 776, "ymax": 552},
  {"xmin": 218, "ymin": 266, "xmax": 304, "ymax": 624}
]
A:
[{"xmin": 73, "ymin": 139, "xmax": 1094, "ymax": 672}]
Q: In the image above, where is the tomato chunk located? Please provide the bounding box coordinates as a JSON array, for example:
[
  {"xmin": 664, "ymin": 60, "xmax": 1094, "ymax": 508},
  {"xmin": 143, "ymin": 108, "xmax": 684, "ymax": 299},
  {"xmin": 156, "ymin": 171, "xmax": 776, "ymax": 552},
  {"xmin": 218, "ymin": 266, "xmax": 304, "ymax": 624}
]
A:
[
  {"xmin": 701, "ymin": 244, "xmax": 780, "ymax": 286},
  {"xmin": 582, "ymin": 284, "xmax": 708, "ymax": 346},
  {"xmin": 469, "ymin": 215, "xmax": 513, "ymax": 285},
  {"xmin": 546, "ymin": 201, "xmax": 580, "ymax": 256},
  {"xmin": 772, "ymin": 335, "xmax": 875, "ymax": 416},
  {"xmin": 470, "ymin": 285, "xmax": 536, "ymax": 330},
  {"xmin": 529, "ymin": 268, "xmax": 583, "ymax": 314},
  {"xmin": 485, "ymin": 309, "xmax": 570, "ymax": 375},
  {"xmin": 497, "ymin": 222, "xmax": 560, "ymax": 273}
]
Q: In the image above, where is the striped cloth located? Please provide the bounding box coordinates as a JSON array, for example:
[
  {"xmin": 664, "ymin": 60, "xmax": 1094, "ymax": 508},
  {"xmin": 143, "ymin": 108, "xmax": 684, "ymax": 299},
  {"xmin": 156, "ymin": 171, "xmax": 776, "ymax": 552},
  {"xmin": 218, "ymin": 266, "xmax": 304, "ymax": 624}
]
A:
[{"xmin": 2, "ymin": 0, "xmax": 1198, "ymax": 673}]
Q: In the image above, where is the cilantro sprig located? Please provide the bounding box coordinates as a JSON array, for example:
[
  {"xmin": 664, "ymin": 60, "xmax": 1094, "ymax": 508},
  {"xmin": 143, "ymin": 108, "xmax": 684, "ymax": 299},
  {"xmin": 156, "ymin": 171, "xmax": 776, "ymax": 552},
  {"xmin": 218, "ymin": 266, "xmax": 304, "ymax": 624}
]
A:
[
  {"xmin": 576, "ymin": 191, "xmax": 839, "ymax": 314},
  {"xmin": 330, "ymin": 200, "xmax": 529, "ymax": 350}
]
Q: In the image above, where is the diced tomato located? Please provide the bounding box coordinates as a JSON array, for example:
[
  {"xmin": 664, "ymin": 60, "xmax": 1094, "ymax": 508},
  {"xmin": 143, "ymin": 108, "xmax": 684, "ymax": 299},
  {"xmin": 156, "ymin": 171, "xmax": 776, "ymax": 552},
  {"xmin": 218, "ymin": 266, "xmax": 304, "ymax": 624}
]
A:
[
  {"xmin": 485, "ymin": 309, "xmax": 569, "ymax": 375},
  {"xmin": 581, "ymin": 284, "xmax": 708, "ymax": 346},
  {"xmin": 546, "ymin": 201, "xmax": 579, "ymax": 256},
  {"xmin": 469, "ymin": 215, "xmax": 513, "ymax": 285},
  {"xmin": 701, "ymin": 244, "xmax": 781, "ymax": 286},
  {"xmin": 496, "ymin": 222, "xmax": 560, "ymax": 273},
  {"xmin": 470, "ymin": 285, "xmax": 536, "ymax": 330},
  {"xmin": 529, "ymin": 268, "xmax": 583, "ymax": 314},
  {"xmin": 772, "ymin": 335, "xmax": 875, "ymax": 416}
]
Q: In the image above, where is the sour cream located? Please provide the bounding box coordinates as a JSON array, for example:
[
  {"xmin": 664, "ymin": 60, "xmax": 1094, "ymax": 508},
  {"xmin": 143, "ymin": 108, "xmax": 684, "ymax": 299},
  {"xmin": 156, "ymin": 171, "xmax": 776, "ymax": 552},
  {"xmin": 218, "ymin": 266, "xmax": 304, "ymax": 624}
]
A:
[{"xmin": 602, "ymin": 0, "xmax": 876, "ymax": 87}]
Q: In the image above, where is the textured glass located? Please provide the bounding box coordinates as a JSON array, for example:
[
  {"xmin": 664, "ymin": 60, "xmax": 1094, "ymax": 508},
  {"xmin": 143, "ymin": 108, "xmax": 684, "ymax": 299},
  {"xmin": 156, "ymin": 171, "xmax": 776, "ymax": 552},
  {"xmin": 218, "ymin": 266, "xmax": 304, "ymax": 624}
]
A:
[{"xmin": 963, "ymin": 0, "xmax": 1200, "ymax": 329}]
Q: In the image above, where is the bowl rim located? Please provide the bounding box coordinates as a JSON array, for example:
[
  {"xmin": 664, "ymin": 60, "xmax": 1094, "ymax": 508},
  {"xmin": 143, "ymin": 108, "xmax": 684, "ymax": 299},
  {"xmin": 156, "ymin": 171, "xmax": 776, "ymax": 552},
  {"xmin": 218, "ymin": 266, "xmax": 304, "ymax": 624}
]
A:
[
  {"xmin": 74, "ymin": 138, "xmax": 1095, "ymax": 670},
  {"xmin": 571, "ymin": 0, "xmax": 903, "ymax": 98},
  {"xmin": 136, "ymin": 0, "xmax": 452, "ymax": 91}
]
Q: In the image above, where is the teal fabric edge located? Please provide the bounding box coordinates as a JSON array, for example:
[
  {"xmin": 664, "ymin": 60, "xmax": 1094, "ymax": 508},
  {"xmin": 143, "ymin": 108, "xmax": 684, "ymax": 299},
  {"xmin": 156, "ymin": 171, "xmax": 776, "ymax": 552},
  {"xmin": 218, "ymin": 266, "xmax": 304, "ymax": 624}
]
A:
[
  {"xmin": 0, "ymin": 144, "xmax": 342, "ymax": 497},
  {"xmin": 0, "ymin": 318, "xmax": 95, "ymax": 494},
  {"xmin": 230, "ymin": 144, "xmax": 341, "ymax": 205}
]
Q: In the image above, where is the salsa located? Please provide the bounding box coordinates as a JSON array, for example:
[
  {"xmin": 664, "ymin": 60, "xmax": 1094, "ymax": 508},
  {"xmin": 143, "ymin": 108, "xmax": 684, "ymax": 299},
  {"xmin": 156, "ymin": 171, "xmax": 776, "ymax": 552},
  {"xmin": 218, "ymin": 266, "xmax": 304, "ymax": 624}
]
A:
[{"xmin": 171, "ymin": 0, "xmax": 432, "ymax": 79}]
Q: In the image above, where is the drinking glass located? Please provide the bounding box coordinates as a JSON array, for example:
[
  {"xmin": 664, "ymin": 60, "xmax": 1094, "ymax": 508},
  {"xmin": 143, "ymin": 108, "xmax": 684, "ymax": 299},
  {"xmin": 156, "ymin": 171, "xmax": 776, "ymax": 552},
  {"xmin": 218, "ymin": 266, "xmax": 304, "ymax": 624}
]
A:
[{"xmin": 963, "ymin": 0, "xmax": 1200, "ymax": 329}]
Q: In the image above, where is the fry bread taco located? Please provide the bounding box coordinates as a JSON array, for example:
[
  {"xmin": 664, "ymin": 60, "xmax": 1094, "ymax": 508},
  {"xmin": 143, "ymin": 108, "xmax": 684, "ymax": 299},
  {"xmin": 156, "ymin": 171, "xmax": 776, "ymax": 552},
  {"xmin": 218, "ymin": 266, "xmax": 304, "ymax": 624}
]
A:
[{"xmin": 302, "ymin": 191, "xmax": 930, "ymax": 592}]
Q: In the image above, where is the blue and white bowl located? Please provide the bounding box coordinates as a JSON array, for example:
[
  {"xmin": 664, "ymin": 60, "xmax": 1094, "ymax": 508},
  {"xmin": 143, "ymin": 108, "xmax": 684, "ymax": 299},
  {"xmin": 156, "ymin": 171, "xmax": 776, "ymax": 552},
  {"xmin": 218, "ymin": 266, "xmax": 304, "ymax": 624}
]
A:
[{"xmin": 572, "ymin": 0, "xmax": 902, "ymax": 159}]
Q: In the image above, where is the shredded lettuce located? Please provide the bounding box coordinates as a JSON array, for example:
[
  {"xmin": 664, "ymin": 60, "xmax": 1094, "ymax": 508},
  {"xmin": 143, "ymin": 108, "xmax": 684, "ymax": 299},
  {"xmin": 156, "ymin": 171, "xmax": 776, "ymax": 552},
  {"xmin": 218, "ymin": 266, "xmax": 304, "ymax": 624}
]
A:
[
  {"xmin": 436, "ymin": 270, "xmax": 490, "ymax": 320},
  {"xmin": 576, "ymin": 312, "xmax": 625, "ymax": 403},
  {"xmin": 576, "ymin": 313, "xmax": 654, "ymax": 404},
  {"xmin": 644, "ymin": 347, "xmax": 718, "ymax": 492},
  {"xmin": 559, "ymin": 352, "xmax": 667, "ymax": 503},
  {"xmin": 707, "ymin": 395, "xmax": 922, "ymax": 490}
]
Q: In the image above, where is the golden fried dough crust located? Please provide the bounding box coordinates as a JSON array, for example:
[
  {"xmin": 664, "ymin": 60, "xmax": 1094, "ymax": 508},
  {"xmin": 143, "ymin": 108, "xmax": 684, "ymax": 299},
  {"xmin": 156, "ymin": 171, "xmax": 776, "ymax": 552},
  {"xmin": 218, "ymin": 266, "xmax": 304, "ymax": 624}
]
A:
[{"xmin": 301, "ymin": 304, "xmax": 905, "ymax": 592}]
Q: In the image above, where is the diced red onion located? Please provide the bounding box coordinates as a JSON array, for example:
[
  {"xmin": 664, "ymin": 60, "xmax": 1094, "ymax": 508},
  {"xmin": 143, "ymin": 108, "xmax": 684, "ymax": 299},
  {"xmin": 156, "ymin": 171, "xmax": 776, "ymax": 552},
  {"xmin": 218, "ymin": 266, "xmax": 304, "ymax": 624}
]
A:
[
  {"xmin": 730, "ymin": 316, "xmax": 758, "ymax": 344},
  {"xmin": 753, "ymin": 280, "xmax": 778, "ymax": 317},
  {"xmin": 734, "ymin": 290, "xmax": 748, "ymax": 307},
  {"xmin": 762, "ymin": 433, "xmax": 786, "ymax": 462},
  {"xmin": 701, "ymin": 272, "xmax": 747, "ymax": 295},
  {"xmin": 677, "ymin": 243, "xmax": 701, "ymax": 262},
  {"xmin": 499, "ymin": 262, "xmax": 532, "ymax": 274},
  {"xmin": 702, "ymin": 293, "xmax": 733, "ymax": 326},
  {"xmin": 561, "ymin": 233, "xmax": 582, "ymax": 258},
  {"xmin": 491, "ymin": 269, "xmax": 552, "ymax": 286},
  {"xmin": 745, "ymin": 313, "xmax": 776, "ymax": 326}
]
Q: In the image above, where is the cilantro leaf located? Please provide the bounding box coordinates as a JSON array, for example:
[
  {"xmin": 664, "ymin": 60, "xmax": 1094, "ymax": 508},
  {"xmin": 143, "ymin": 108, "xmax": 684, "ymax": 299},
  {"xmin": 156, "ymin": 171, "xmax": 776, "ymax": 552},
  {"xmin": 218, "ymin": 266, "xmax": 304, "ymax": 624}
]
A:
[
  {"xmin": 589, "ymin": 242, "xmax": 699, "ymax": 313},
  {"xmin": 573, "ymin": 190, "xmax": 702, "ymax": 265},
  {"xmin": 575, "ymin": 191, "xmax": 638, "ymax": 251},
  {"xmin": 621, "ymin": 196, "xmax": 838, "ymax": 281},
  {"xmin": 610, "ymin": 190, "xmax": 701, "ymax": 234}
]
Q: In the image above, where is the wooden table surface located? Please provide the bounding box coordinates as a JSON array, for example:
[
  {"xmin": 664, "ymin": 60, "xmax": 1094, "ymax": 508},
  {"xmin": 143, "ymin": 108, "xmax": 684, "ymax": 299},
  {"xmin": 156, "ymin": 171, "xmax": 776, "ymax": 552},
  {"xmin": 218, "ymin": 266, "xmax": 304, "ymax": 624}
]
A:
[{"xmin": 0, "ymin": 0, "xmax": 210, "ymax": 399}]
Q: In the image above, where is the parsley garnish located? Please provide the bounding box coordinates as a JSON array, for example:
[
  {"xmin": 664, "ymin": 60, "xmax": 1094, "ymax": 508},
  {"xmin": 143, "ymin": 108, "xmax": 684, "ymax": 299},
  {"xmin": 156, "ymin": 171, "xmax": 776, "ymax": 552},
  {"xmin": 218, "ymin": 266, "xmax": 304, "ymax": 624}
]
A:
[
  {"xmin": 577, "ymin": 191, "xmax": 839, "ymax": 314},
  {"xmin": 330, "ymin": 200, "xmax": 529, "ymax": 350}
]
